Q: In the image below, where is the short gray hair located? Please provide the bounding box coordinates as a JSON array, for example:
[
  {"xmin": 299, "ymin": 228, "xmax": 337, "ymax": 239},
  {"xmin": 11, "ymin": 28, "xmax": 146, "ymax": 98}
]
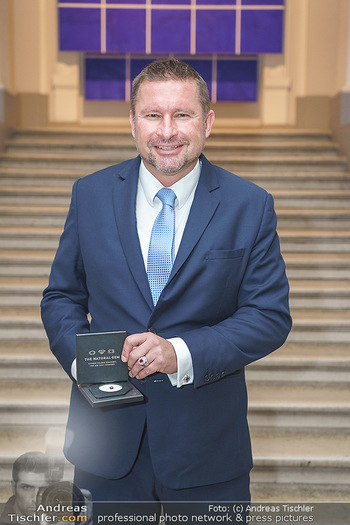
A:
[{"xmin": 131, "ymin": 58, "xmax": 211, "ymax": 117}]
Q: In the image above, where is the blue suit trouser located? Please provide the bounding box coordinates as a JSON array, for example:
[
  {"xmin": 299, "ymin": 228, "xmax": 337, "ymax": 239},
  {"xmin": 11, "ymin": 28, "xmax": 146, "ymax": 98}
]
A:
[{"xmin": 73, "ymin": 426, "xmax": 251, "ymax": 503}]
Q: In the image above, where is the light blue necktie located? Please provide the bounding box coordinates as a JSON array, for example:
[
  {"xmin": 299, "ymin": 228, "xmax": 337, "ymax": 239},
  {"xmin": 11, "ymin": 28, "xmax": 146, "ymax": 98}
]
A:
[{"xmin": 147, "ymin": 188, "xmax": 176, "ymax": 305}]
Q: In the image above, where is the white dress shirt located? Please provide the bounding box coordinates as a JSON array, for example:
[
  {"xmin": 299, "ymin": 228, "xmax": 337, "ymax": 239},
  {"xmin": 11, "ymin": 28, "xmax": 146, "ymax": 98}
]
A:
[{"xmin": 136, "ymin": 160, "xmax": 201, "ymax": 387}]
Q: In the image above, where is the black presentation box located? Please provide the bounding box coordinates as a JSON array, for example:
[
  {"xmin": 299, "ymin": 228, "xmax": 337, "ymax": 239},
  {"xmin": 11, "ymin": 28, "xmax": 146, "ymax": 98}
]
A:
[{"xmin": 75, "ymin": 331, "xmax": 144, "ymax": 408}]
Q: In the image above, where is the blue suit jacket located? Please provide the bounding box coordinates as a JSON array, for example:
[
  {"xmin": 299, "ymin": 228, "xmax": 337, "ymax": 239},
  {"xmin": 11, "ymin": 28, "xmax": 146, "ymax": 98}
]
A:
[{"xmin": 41, "ymin": 155, "xmax": 292, "ymax": 489}]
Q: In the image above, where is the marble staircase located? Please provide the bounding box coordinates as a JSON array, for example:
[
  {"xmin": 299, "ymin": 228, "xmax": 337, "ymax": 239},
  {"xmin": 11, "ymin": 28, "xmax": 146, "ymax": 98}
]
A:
[{"xmin": 0, "ymin": 128, "xmax": 349, "ymax": 503}]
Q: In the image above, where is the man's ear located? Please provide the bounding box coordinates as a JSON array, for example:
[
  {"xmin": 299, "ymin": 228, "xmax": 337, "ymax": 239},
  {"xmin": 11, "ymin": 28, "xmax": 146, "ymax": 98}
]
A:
[
  {"xmin": 129, "ymin": 110, "xmax": 136, "ymax": 139},
  {"xmin": 204, "ymin": 110, "xmax": 215, "ymax": 138}
]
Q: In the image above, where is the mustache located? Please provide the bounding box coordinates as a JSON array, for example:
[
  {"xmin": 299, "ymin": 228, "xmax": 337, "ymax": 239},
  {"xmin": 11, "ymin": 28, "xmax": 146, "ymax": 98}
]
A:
[{"xmin": 147, "ymin": 138, "xmax": 189, "ymax": 147}]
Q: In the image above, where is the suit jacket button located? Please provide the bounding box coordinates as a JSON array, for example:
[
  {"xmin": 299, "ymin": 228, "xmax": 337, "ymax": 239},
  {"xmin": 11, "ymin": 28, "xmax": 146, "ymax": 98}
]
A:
[
  {"xmin": 204, "ymin": 375, "xmax": 210, "ymax": 382},
  {"xmin": 216, "ymin": 373, "xmax": 221, "ymax": 380},
  {"xmin": 148, "ymin": 327, "xmax": 157, "ymax": 334},
  {"xmin": 210, "ymin": 374, "xmax": 215, "ymax": 381}
]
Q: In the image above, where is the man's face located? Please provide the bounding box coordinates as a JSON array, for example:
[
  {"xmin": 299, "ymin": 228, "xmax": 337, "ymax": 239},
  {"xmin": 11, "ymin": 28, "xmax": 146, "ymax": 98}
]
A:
[
  {"xmin": 130, "ymin": 79, "xmax": 215, "ymax": 186},
  {"xmin": 12, "ymin": 471, "xmax": 49, "ymax": 516}
]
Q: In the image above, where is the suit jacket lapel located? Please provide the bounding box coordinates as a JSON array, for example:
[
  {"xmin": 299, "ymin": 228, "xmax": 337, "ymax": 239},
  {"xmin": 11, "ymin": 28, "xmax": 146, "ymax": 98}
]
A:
[
  {"xmin": 170, "ymin": 155, "xmax": 220, "ymax": 280},
  {"xmin": 113, "ymin": 157, "xmax": 154, "ymax": 309},
  {"xmin": 112, "ymin": 155, "xmax": 220, "ymax": 309}
]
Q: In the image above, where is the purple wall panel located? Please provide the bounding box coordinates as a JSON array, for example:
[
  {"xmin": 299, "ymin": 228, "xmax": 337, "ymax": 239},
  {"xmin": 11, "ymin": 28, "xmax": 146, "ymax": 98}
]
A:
[
  {"xmin": 106, "ymin": 9, "xmax": 146, "ymax": 53},
  {"xmin": 85, "ymin": 58, "xmax": 126, "ymax": 100},
  {"xmin": 152, "ymin": 0, "xmax": 191, "ymax": 4},
  {"xmin": 59, "ymin": 1, "xmax": 282, "ymax": 102},
  {"xmin": 60, "ymin": 0, "xmax": 98, "ymax": 3},
  {"xmin": 196, "ymin": 10, "xmax": 236, "ymax": 54},
  {"xmin": 241, "ymin": 10, "xmax": 283, "ymax": 54},
  {"xmin": 217, "ymin": 60, "xmax": 257, "ymax": 101},
  {"xmin": 85, "ymin": 56, "xmax": 257, "ymax": 103},
  {"xmin": 242, "ymin": 0, "xmax": 284, "ymax": 5},
  {"xmin": 58, "ymin": 1, "xmax": 284, "ymax": 54},
  {"xmin": 197, "ymin": 0, "xmax": 236, "ymax": 4},
  {"xmin": 151, "ymin": 10, "xmax": 191, "ymax": 53},
  {"xmin": 107, "ymin": 0, "xmax": 145, "ymax": 3},
  {"xmin": 59, "ymin": 8, "xmax": 100, "ymax": 52}
]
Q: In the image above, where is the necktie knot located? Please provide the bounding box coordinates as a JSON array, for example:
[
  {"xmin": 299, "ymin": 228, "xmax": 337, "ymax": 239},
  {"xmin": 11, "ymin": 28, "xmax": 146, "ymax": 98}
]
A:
[{"xmin": 156, "ymin": 188, "xmax": 176, "ymax": 208}]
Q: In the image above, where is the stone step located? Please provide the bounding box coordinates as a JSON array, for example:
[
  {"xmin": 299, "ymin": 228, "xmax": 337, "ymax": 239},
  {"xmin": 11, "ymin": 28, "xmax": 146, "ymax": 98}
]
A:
[
  {"xmin": 251, "ymin": 456, "xmax": 350, "ymax": 487},
  {"xmin": 3, "ymin": 424, "xmax": 348, "ymax": 501},
  {"xmin": 1, "ymin": 390, "xmax": 347, "ymax": 434},
  {"xmin": 1, "ymin": 343, "xmax": 348, "ymax": 384},
  {"xmin": 0, "ymin": 355, "xmax": 67, "ymax": 381},
  {"xmin": 1, "ymin": 379, "xmax": 348, "ymax": 431},
  {"xmin": 279, "ymin": 230, "xmax": 350, "ymax": 253},
  {"xmin": 247, "ymin": 348, "xmax": 350, "ymax": 383},
  {"xmin": 0, "ymin": 380, "xmax": 71, "ymax": 403},
  {"xmin": 251, "ymin": 481, "xmax": 350, "ymax": 503},
  {"xmin": 5, "ymin": 139, "xmax": 340, "ymax": 158},
  {"xmin": 0, "ymin": 227, "xmax": 61, "ymax": 250},
  {"xmin": 0, "ymin": 339, "xmax": 50, "ymax": 357},
  {"xmin": 0, "ymin": 167, "xmax": 85, "ymax": 187},
  {"xmin": 0, "ymin": 351, "xmax": 348, "ymax": 399},
  {"xmin": 1, "ymin": 212, "xmax": 348, "ymax": 231},
  {"xmin": 273, "ymin": 190, "xmax": 350, "ymax": 208},
  {"xmin": 248, "ymin": 403, "xmax": 350, "ymax": 430},
  {"xmin": 251, "ymin": 428, "xmax": 350, "ymax": 458},
  {"xmin": 1, "ymin": 280, "xmax": 349, "ymax": 310},
  {"xmin": 0, "ymin": 187, "xmax": 71, "ymax": 206},
  {"xmin": 0, "ymin": 400, "xmax": 69, "ymax": 426},
  {"xmin": 217, "ymin": 156, "xmax": 348, "ymax": 172},
  {"xmin": 1, "ymin": 167, "xmax": 350, "ymax": 191},
  {"xmin": 0, "ymin": 316, "xmax": 48, "ymax": 340},
  {"xmin": 271, "ymin": 341, "xmax": 350, "ymax": 358},
  {"xmin": 0, "ymin": 205, "xmax": 68, "ymax": 228},
  {"xmin": 0, "ymin": 318, "xmax": 347, "ymax": 345},
  {"xmin": 290, "ymin": 310, "xmax": 350, "ymax": 343},
  {"xmin": 0, "ymin": 226, "xmax": 349, "ymax": 252},
  {"xmin": 1, "ymin": 206, "xmax": 349, "ymax": 232},
  {"xmin": 276, "ymin": 209, "xmax": 350, "ymax": 230},
  {"xmin": 1, "ymin": 428, "xmax": 348, "ymax": 503},
  {"xmin": 0, "ymin": 251, "xmax": 349, "ymax": 281},
  {"xmin": 0, "ymin": 425, "xmax": 66, "ymax": 455},
  {"xmin": 0, "ymin": 251, "xmax": 349, "ymax": 283},
  {"xmin": 247, "ymin": 380, "xmax": 350, "ymax": 409},
  {"xmin": 0, "ymin": 208, "xmax": 350, "ymax": 230},
  {"xmin": 0, "ymin": 151, "xmax": 347, "ymax": 172},
  {"xmin": 289, "ymin": 280, "xmax": 350, "ymax": 309},
  {"xmin": 244, "ymin": 171, "xmax": 350, "ymax": 191},
  {"xmin": 12, "ymin": 128, "xmax": 335, "ymax": 143},
  {"xmin": 1, "ymin": 206, "xmax": 349, "ymax": 231},
  {"xmin": 0, "ymin": 251, "xmax": 54, "ymax": 277},
  {"xmin": 0, "ymin": 332, "xmax": 348, "ymax": 383},
  {"xmin": 1, "ymin": 186, "xmax": 350, "ymax": 209},
  {"xmin": 284, "ymin": 253, "xmax": 350, "ymax": 280}
]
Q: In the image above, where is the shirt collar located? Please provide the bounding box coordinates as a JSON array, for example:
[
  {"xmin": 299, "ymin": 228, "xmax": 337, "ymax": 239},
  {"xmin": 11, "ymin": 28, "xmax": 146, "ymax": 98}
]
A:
[{"xmin": 139, "ymin": 160, "xmax": 201, "ymax": 210}]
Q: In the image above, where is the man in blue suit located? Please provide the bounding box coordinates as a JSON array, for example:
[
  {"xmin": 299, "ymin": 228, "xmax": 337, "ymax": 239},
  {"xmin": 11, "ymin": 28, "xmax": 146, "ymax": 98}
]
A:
[{"xmin": 41, "ymin": 59, "xmax": 291, "ymax": 504}]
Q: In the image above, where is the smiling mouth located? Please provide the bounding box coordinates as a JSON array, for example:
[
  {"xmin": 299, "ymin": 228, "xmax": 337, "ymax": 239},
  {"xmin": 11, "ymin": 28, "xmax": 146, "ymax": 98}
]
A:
[{"xmin": 155, "ymin": 145, "xmax": 183, "ymax": 151}]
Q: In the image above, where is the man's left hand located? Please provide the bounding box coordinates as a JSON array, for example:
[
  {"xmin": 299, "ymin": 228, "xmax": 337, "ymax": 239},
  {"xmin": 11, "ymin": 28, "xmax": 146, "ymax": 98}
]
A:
[{"xmin": 121, "ymin": 332, "xmax": 178, "ymax": 379}]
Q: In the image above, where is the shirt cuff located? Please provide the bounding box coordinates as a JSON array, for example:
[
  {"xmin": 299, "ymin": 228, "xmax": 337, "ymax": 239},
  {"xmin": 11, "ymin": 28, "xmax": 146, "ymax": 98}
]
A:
[
  {"xmin": 167, "ymin": 337, "xmax": 194, "ymax": 387},
  {"xmin": 71, "ymin": 358, "xmax": 77, "ymax": 381}
]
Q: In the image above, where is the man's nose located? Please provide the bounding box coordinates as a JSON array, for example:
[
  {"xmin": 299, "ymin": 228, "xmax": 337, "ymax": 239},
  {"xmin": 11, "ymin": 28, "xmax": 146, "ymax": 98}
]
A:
[
  {"xmin": 32, "ymin": 487, "xmax": 40, "ymax": 503},
  {"xmin": 156, "ymin": 115, "xmax": 177, "ymax": 139}
]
